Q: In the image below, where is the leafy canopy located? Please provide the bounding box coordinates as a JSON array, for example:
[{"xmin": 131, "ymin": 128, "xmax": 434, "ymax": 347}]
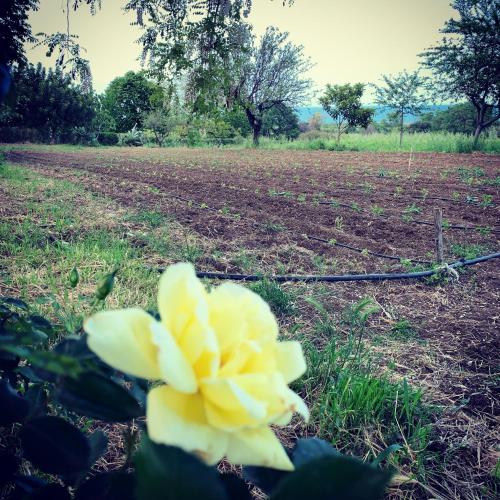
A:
[
  {"xmin": 319, "ymin": 83, "xmax": 373, "ymax": 143},
  {"xmin": 102, "ymin": 71, "xmax": 163, "ymax": 132},
  {"xmin": 420, "ymin": 0, "xmax": 500, "ymax": 142}
]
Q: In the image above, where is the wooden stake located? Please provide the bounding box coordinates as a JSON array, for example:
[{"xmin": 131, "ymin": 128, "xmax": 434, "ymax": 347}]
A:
[{"xmin": 434, "ymin": 208, "xmax": 444, "ymax": 264}]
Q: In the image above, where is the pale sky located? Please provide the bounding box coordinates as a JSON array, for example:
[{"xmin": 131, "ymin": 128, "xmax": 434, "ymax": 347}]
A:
[{"xmin": 27, "ymin": 0, "xmax": 455, "ymax": 101}]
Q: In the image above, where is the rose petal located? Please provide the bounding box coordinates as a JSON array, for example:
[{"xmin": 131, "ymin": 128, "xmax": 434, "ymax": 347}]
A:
[
  {"xmin": 202, "ymin": 377, "xmax": 268, "ymax": 430},
  {"xmin": 157, "ymin": 263, "xmax": 219, "ymax": 377},
  {"xmin": 84, "ymin": 308, "xmax": 160, "ymax": 380},
  {"xmin": 209, "ymin": 283, "xmax": 279, "ymax": 354},
  {"xmin": 226, "ymin": 426, "xmax": 294, "ymax": 471},
  {"xmin": 276, "ymin": 341, "xmax": 307, "ymax": 383},
  {"xmin": 147, "ymin": 385, "xmax": 228, "ymax": 465},
  {"xmin": 150, "ymin": 321, "xmax": 198, "ymax": 393}
]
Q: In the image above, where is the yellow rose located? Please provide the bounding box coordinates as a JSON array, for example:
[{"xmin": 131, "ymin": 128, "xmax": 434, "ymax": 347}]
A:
[{"xmin": 84, "ymin": 263, "xmax": 308, "ymax": 470}]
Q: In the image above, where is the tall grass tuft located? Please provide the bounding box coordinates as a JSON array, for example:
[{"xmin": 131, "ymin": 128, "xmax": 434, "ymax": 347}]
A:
[{"xmin": 251, "ymin": 131, "xmax": 500, "ymax": 154}]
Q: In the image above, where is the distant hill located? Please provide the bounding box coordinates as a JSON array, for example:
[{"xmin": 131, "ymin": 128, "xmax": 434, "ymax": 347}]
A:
[{"xmin": 296, "ymin": 105, "xmax": 449, "ymax": 124}]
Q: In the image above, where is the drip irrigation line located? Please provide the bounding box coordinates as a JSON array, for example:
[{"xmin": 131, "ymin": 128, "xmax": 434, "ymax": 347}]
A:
[
  {"xmin": 316, "ymin": 201, "xmax": 499, "ymax": 233},
  {"xmin": 183, "ymin": 252, "xmax": 500, "ymax": 283},
  {"xmin": 305, "ymin": 235, "xmax": 431, "ymax": 264}
]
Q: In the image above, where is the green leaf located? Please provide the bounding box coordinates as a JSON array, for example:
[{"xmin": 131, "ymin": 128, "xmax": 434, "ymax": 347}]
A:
[
  {"xmin": 270, "ymin": 455, "xmax": 392, "ymax": 500},
  {"xmin": 219, "ymin": 474, "xmax": 252, "ymax": 500},
  {"xmin": 87, "ymin": 430, "xmax": 109, "ymax": 468},
  {"xmin": 75, "ymin": 472, "xmax": 135, "ymax": 500},
  {"xmin": 55, "ymin": 372, "xmax": 143, "ymax": 422},
  {"xmin": 242, "ymin": 465, "xmax": 288, "ymax": 496},
  {"xmin": 0, "ymin": 315, "xmax": 48, "ymax": 345},
  {"xmin": 292, "ymin": 438, "xmax": 340, "ymax": 468},
  {"xmin": 0, "ymin": 297, "xmax": 29, "ymax": 311},
  {"xmin": 372, "ymin": 444, "xmax": 402, "ymax": 467},
  {"xmin": 24, "ymin": 384, "xmax": 48, "ymax": 419},
  {"xmin": 28, "ymin": 315, "xmax": 53, "ymax": 336},
  {"xmin": 134, "ymin": 435, "xmax": 228, "ymax": 500},
  {"xmin": 29, "ymin": 483, "xmax": 71, "ymax": 500},
  {"xmin": 20, "ymin": 416, "xmax": 91, "ymax": 476},
  {"xmin": 0, "ymin": 378, "xmax": 29, "ymax": 426},
  {"xmin": 69, "ymin": 267, "xmax": 80, "ymax": 288},
  {"xmin": 0, "ymin": 450, "xmax": 19, "ymax": 487}
]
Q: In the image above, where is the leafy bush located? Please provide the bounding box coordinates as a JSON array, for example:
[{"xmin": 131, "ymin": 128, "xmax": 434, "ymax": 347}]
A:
[
  {"xmin": 97, "ymin": 131, "xmax": 119, "ymax": 146},
  {"xmin": 0, "ymin": 127, "xmax": 49, "ymax": 143},
  {"xmin": 0, "ymin": 285, "xmax": 393, "ymax": 500},
  {"xmin": 120, "ymin": 127, "xmax": 144, "ymax": 147},
  {"xmin": 60, "ymin": 127, "xmax": 98, "ymax": 146}
]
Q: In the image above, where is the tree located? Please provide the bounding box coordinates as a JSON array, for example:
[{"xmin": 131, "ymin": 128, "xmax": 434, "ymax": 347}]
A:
[
  {"xmin": 262, "ymin": 103, "xmax": 300, "ymax": 140},
  {"xmin": 0, "ymin": 63, "xmax": 95, "ymax": 142},
  {"xmin": 308, "ymin": 112, "xmax": 323, "ymax": 131},
  {"xmin": 319, "ymin": 83, "xmax": 373, "ymax": 144},
  {"xmin": 421, "ymin": 0, "xmax": 500, "ymax": 147},
  {"xmin": 0, "ymin": 0, "xmax": 39, "ymax": 100},
  {"xmin": 372, "ymin": 70, "xmax": 427, "ymax": 146},
  {"xmin": 0, "ymin": 0, "xmax": 38, "ymax": 66},
  {"xmin": 234, "ymin": 27, "xmax": 312, "ymax": 145},
  {"xmin": 1, "ymin": 1, "xmax": 295, "ymax": 103},
  {"xmin": 102, "ymin": 71, "xmax": 163, "ymax": 132},
  {"xmin": 410, "ymin": 102, "xmax": 493, "ymax": 135}
]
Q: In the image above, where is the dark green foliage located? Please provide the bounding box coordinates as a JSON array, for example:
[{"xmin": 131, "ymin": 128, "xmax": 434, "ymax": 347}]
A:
[
  {"xmin": 0, "ymin": 126, "xmax": 48, "ymax": 143},
  {"xmin": 0, "ymin": 63, "xmax": 96, "ymax": 143},
  {"xmin": 97, "ymin": 132, "xmax": 119, "ymax": 146},
  {"xmin": 244, "ymin": 438, "xmax": 392, "ymax": 499},
  {"xmin": 421, "ymin": 0, "xmax": 500, "ymax": 145},
  {"xmin": 271, "ymin": 455, "xmax": 392, "ymax": 500},
  {"xmin": 55, "ymin": 371, "xmax": 144, "ymax": 422},
  {"xmin": 102, "ymin": 71, "xmax": 163, "ymax": 133},
  {"xmin": 262, "ymin": 104, "xmax": 301, "ymax": 140},
  {"xmin": 0, "ymin": 0, "xmax": 39, "ymax": 66},
  {"xmin": 411, "ymin": 103, "xmax": 497, "ymax": 137},
  {"xmin": 222, "ymin": 107, "xmax": 253, "ymax": 136},
  {"xmin": 134, "ymin": 436, "xmax": 229, "ymax": 500},
  {"xmin": 320, "ymin": 83, "xmax": 374, "ymax": 144},
  {"xmin": 20, "ymin": 416, "xmax": 91, "ymax": 475}
]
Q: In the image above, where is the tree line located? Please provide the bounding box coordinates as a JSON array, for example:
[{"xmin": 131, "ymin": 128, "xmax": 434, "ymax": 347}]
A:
[{"xmin": 0, "ymin": 0, "xmax": 498, "ymax": 148}]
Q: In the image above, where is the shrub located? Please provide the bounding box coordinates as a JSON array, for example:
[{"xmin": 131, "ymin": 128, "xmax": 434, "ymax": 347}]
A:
[
  {"xmin": 60, "ymin": 127, "xmax": 97, "ymax": 146},
  {"xmin": 120, "ymin": 128, "xmax": 144, "ymax": 147},
  {"xmin": 97, "ymin": 131, "xmax": 119, "ymax": 145},
  {"xmin": 0, "ymin": 126, "xmax": 49, "ymax": 143}
]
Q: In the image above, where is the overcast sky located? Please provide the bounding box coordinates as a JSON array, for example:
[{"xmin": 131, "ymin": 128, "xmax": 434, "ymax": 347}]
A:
[{"xmin": 27, "ymin": 0, "xmax": 455, "ymax": 101}]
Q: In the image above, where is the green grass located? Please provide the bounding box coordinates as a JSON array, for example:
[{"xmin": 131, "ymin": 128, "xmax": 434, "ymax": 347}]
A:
[
  {"xmin": 251, "ymin": 131, "xmax": 500, "ymax": 154},
  {"xmin": 0, "ymin": 160, "xmax": 197, "ymax": 327},
  {"xmin": 3, "ymin": 129, "xmax": 499, "ymax": 154},
  {"xmin": 249, "ymin": 279, "xmax": 295, "ymax": 316},
  {"xmin": 295, "ymin": 298, "xmax": 435, "ymax": 479}
]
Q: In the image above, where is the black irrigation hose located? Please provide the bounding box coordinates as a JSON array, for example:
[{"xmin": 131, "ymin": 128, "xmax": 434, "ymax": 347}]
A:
[
  {"xmin": 305, "ymin": 235, "xmax": 431, "ymax": 264},
  {"xmin": 315, "ymin": 201, "xmax": 500, "ymax": 233},
  {"xmin": 186, "ymin": 252, "xmax": 500, "ymax": 283}
]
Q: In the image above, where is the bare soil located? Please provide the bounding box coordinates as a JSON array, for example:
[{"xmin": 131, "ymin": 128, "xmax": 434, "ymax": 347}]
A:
[{"xmin": 4, "ymin": 146, "xmax": 500, "ymax": 498}]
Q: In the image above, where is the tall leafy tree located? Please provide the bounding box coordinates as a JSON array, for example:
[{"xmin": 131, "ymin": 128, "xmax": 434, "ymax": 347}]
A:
[
  {"xmin": 0, "ymin": 0, "xmax": 38, "ymax": 66},
  {"xmin": 421, "ymin": 0, "xmax": 500, "ymax": 147},
  {"xmin": 102, "ymin": 71, "xmax": 163, "ymax": 132},
  {"xmin": 319, "ymin": 83, "xmax": 373, "ymax": 145},
  {"xmin": 232, "ymin": 26, "xmax": 312, "ymax": 145},
  {"xmin": 1, "ymin": 63, "xmax": 95, "ymax": 141},
  {"xmin": 372, "ymin": 70, "xmax": 428, "ymax": 146},
  {"xmin": 1, "ymin": 1, "xmax": 295, "ymax": 100},
  {"xmin": 0, "ymin": 0, "xmax": 39, "ymax": 100}
]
